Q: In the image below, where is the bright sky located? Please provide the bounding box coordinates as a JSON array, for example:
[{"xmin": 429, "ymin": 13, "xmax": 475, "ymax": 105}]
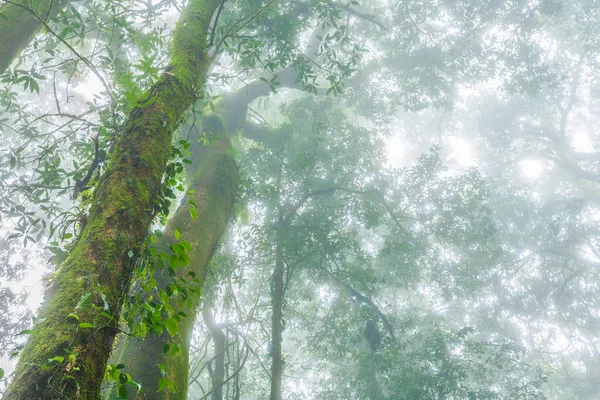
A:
[
  {"xmin": 72, "ymin": 73, "xmax": 105, "ymax": 103},
  {"xmin": 448, "ymin": 137, "xmax": 477, "ymax": 167},
  {"xmin": 519, "ymin": 159, "xmax": 544, "ymax": 179}
]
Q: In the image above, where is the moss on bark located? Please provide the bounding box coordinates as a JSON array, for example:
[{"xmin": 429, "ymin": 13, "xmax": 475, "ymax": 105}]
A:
[
  {"xmin": 3, "ymin": 1, "xmax": 221, "ymax": 399},
  {"xmin": 108, "ymin": 115, "xmax": 239, "ymax": 400},
  {"xmin": 0, "ymin": 0, "xmax": 69, "ymax": 74}
]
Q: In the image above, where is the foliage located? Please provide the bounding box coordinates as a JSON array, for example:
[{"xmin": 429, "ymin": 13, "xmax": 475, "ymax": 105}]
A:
[{"xmin": 1, "ymin": 0, "xmax": 600, "ymax": 398}]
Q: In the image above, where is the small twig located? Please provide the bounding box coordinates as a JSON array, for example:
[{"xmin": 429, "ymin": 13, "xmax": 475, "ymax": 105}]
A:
[
  {"xmin": 209, "ymin": 0, "xmax": 227, "ymax": 47},
  {"xmin": 332, "ymin": 2, "xmax": 388, "ymax": 31},
  {"xmin": 53, "ymin": 71, "xmax": 61, "ymax": 113},
  {"xmin": 73, "ymin": 129, "xmax": 103, "ymax": 199},
  {"xmin": 213, "ymin": 0, "xmax": 277, "ymax": 55},
  {"xmin": 29, "ymin": 111, "xmax": 102, "ymax": 127},
  {"xmin": 5, "ymin": 1, "xmax": 115, "ymax": 102}
]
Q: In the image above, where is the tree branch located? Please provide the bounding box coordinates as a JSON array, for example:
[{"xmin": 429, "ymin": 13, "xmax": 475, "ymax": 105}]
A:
[
  {"xmin": 331, "ymin": 1, "xmax": 388, "ymax": 31},
  {"xmin": 5, "ymin": 0, "xmax": 115, "ymax": 101}
]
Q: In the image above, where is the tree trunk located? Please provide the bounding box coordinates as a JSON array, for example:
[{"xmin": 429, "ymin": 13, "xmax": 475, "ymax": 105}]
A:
[
  {"xmin": 0, "ymin": 0, "xmax": 69, "ymax": 74},
  {"xmin": 203, "ymin": 304, "xmax": 226, "ymax": 400},
  {"xmin": 270, "ymin": 227, "xmax": 285, "ymax": 400},
  {"xmin": 362, "ymin": 322, "xmax": 385, "ymax": 400},
  {"xmin": 363, "ymin": 365, "xmax": 385, "ymax": 400},
  {"xmin": 108, "ymin": 117, "xmax": 238, "ymax": 399},
  {"xmin": 2, "ymin": 1, "xmax": 220, "ymax": 399}
]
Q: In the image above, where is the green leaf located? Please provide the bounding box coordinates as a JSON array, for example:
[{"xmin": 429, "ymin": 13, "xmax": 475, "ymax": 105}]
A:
[
  {"xmin": 172, "ymin": 243, "xmax": 185, "ymax": 256},
  {"xmin": 157, "ymin": 363, "xmax": 166, "ymax": 376},
  {"xmin": 174, "ymin": 228, "xmax": 180, "ymax": 240},
  {"xmin": 189, "ymin": 204, "xmax": 197, "ymax": 220},
  {"xmin": 17, "ymin": 329, "xmax": 36, "ymax": 336},
  {"xmin": 30, "ymin": 78, "xmax": 40, "ymax": 93},
  {"xmin": 170, "ymin": 340, "xmax": 180, "ymax": 356},
  {"xmin": 49, "ymin": 356, "xmax": 64, "ymax": 363},
  {"xmin": 119, "ymin": 372, "xmax": 130, "ymax": 384},
  {"xmin": 100, "ymin": 292, "xmax": 109, "ymax": 310},
  {"xmin": 157, "ymin": 377, "xmax": 167, "ymax": 392},
  {"xmin": 76, "ymin": 292, "xmax": 92, "ymax": 309},
  {"xmin": 164, "ymin": 317, "xmax": 178, "ymax": 337},
  {"xmin": 118, "ymin": 384, "xmax": 128, "ymax": 398},
  {"xmin": 79, "ymin": 322, "xmax": 94, "ymax": 329},
  {"xmin": 0, "ymin": 368, "xmax": 4, "ymax": 379},
  {"xmin": 100, "ymin": 311, "xmax": 114, "ymax": 321},
  {"xmin": 157, "ymin": 376, "xmax": 176, "ymax": 392},
  {"xmin": 67, "ymin": 313, "xmax": 79, "ymax": 321}
]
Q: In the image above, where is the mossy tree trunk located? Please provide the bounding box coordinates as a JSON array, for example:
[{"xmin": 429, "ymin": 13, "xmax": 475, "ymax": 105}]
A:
[
  {"xmin": 106, "ymin": 28, "xmax": 308, "ymax": 400},
  {"xmin": 109, "ymin": 116, "xmax": 238, "ymax": 400},
  {"xmin": 0, "ymin": 0, "xmax": 69, "ymax": 74},
  {"xmin": 105, "ymin": 74, "xmax": 279, "ymax": 400},
  {"xmin": 2, "ymin": 1, "xmax": 221, "ymax": 399}
]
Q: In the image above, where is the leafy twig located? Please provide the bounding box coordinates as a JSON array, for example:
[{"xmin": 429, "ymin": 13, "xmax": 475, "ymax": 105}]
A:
[{"xmin": 5, "ymin": 1, "xmax": 115, "ymax": 102}]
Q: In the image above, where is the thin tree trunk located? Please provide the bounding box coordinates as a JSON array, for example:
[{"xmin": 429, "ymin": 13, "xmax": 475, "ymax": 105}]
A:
[
  {"xmin": 270, "ymin": 226, "xmax": 285, "ymax": 400},
  {"xmin": 363, "ymin": 365, "xmax": 385, "ymax": 400},
  {"xmin": 3, "ymin": 1, "xmax": 220, "ymax": 398},
  {"xmin": 363, "ymin": 321, "xmax": 385, "ymax": 400},
  {"xmin": 108, "ymin": 117, "xmax": 238, "ymax": 400},
  {"xmin": 203, "ymin": 304, "xmax": 226, "ymax": 400},
  {"xmin": 0, "ymin": 0, "xmax": 69, "ymax": 74}
]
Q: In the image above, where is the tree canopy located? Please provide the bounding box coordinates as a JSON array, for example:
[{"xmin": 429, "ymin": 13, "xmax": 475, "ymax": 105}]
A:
[{"xmin": 0, "ymin": 0, "xmax": 599, "ymax": 399}]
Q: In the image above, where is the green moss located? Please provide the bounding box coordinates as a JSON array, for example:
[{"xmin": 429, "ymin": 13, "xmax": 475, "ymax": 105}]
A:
[
  {"xmin": 4, "ymin": 0, "xmax": 224, "ymax": 398},
  {"xmin": 107, "ymin": 115, "xmax": 239, "ymax": 400}
]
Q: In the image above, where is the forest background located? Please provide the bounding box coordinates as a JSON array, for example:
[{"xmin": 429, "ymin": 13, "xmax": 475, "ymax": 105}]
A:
[{"xmin": 0, "ymin": 0, "xmax": 599, "ymax": 399}]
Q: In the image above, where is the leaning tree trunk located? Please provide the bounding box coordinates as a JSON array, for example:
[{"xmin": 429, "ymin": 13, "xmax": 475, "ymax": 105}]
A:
[
  {"xmin": 109, "ymin": 117, "xmax": 238, "ymax": 399},
  {"xmin": 105, "ymin": 71, "xmax": 278, "ymax": 400},
  {"xmin": 0, "ymin": 0, "xmax": 70, "ymax": 74},
  {"xmin": 3, "ymin": 1, "xmax": 220, "ymax": 399}
]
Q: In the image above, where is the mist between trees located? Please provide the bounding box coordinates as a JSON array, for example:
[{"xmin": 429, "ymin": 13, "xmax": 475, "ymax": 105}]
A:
[{"xmin": 0, "ymin": 0, "xmax": 598, "ymax": 399}]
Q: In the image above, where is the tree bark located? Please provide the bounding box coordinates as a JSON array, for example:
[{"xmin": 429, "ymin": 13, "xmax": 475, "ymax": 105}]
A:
[
  {"xmin": 2, "ymin": 1, "xmax": 220, "ymax": 399},
  {"xmin": 108, "ymin": 116, "xmax": 238, "ymax": 400},
  {"xmin": 0, "ymin": 0, "xmax": 69, "ymax": 74},
  {"xmin": 362, "ymin": 324, "xmax": 385, "ymax": 400},
  {"xmin": 270, "ymin": 226, "xmax": 285, "ymax": 400},
  {"xmin": 203, "ymin": 304, "xmax": 226, "ymax": 400}
]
